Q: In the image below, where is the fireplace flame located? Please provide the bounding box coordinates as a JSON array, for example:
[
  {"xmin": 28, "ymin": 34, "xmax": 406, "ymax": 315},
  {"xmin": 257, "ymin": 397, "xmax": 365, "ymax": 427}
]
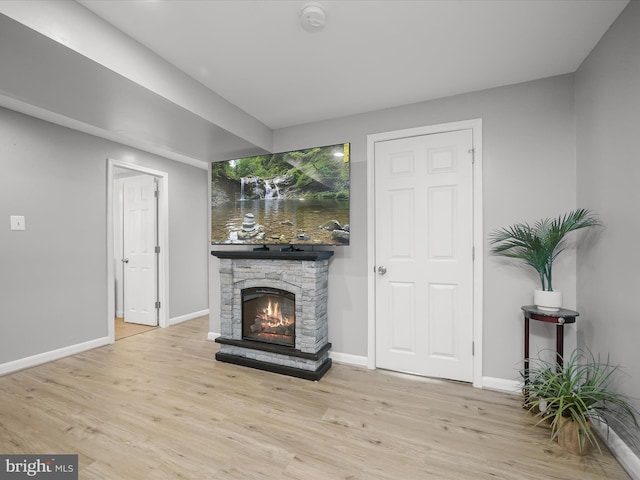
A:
[{"xmin": 258, "ymin": 300, "xmax": 293, "ymax": 327}]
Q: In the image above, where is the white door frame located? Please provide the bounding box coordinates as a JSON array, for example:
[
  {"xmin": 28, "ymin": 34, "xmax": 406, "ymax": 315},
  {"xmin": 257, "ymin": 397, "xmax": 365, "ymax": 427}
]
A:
[
  {"xmin": 366, "ymin": 119, "xmax": 483, "ymax": 388},
  {"xmin": 106, "ymin": 159, "xmax": 170, "ymax": 342}
]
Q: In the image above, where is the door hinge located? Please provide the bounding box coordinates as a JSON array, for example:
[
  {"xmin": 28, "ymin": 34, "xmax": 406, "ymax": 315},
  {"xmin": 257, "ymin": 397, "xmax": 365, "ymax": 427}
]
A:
[
  {"xmin": 155, "ymin": 245, "xmax": 161, "ymax": 254},
  {"xmin": 155, "ymin": 301, "xmax": 161, "ymax": 309},
  {"xmin": 472, "ymin": 246, "xmax": 475, "ymax": 261},
  {"xmin": 468, "ymin": 148, "xmax": 475, "ymax": 164},
  {"xmin": 472, "ymin": 341, "xmax": 475, "ymax": 356}
]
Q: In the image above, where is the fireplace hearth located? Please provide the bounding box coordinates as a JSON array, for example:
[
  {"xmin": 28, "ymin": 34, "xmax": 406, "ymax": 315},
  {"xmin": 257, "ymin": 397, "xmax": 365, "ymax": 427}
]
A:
[{"xmin": 211, "ymin": 250, "xmax": 333, "ymax": 381}]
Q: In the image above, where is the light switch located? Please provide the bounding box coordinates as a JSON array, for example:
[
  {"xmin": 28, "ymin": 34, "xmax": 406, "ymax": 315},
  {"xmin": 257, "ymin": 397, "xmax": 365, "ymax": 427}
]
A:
[{"xmin": 10, "ymin": 215, "xmax": 25, "ymax": 231}]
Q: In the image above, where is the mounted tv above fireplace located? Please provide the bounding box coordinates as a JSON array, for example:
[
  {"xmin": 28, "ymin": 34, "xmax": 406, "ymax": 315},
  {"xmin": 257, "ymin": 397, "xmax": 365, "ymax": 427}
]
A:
[{"xmin": 210, "ymin": 143, "xmax": 350, "ymax": 246}]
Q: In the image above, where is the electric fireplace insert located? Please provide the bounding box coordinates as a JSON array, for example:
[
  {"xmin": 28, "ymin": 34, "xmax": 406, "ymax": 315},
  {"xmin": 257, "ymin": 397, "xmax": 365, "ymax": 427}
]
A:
[{"xmin": 242, "ymin": 287, "xmax": 295, "ymax": 347}]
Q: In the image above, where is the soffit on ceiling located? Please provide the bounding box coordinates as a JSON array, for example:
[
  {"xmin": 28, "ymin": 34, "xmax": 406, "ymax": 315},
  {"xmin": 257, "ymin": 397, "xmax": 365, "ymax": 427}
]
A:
[{"xmin": 0, "ymin": 13, "xmax": 266, "ymax": 166}]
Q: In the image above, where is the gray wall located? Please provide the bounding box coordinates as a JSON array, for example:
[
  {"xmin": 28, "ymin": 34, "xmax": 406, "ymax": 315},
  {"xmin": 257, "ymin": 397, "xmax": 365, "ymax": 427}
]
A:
[
  {"xmin": 210, "ymin": 73, "xmax": 578, "ymax": 381},
  {"xmin": 0, "ymin": 106, "xmax": 209, "ymax": 365},
  {"xmin": 576, "ymin": 0, "xmax": 640, "ymax": 450}
]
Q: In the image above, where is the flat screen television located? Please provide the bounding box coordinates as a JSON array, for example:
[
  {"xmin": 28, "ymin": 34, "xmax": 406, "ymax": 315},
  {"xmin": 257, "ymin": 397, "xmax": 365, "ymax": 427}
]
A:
[{"xmin": 210, "ymin": 143, "xmax": 350, "ymax": 247}]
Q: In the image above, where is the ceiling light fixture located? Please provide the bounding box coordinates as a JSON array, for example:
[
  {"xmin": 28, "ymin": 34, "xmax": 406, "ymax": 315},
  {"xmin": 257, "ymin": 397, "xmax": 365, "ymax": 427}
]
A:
[{"xmin": 300, "ymin": 2, "xmax": 327, "ymax": 32}]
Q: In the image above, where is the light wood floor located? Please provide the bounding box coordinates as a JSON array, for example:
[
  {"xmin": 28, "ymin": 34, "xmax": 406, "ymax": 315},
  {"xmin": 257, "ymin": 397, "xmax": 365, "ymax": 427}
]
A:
[
  {"xmin": 0, "ymin": 316, "xmax": 629, "ymax": 479},
  {"xmin": 115, "ymin": 316, "xmax": 157, "ymax": 340}
]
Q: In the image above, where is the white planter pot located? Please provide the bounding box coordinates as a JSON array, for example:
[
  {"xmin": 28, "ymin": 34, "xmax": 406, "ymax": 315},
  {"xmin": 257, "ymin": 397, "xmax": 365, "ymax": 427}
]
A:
[{"xmin": 534, "ymin": 290, "xmax": 562, "ymax": 312}]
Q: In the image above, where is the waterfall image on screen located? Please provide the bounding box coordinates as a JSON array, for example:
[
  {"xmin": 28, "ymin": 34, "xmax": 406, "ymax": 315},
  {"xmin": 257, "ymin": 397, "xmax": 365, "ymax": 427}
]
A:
[{"xmin": 210, "ymin": 143, "xmax": 350, "ymax": 246}]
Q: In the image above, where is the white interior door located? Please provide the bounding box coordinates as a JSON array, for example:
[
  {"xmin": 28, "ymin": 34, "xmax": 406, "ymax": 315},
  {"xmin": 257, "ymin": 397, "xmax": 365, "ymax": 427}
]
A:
[
  {"xmin": 374, "ymin": 129, "xmax": 474, "ymax": 382},
  {"xmin": 123, "ymin": 174, "xmax": 158, "ymax": 326}
]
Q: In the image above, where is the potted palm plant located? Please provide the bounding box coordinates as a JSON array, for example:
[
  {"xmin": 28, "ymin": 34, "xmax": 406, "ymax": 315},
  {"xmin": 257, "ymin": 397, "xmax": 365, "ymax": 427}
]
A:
[
  {"xmin": 523, "ymin": 350, "xmax": 639, "ymax": 455},
  {"xmin": 489, "ymin": 208, "xmax": 600, "ymax": 311}
]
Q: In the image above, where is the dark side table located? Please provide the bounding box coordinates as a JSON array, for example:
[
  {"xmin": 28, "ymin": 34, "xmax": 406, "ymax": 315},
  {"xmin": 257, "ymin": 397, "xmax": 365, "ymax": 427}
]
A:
[{"xmin": 521, "ymin": 305, "xmax": 579, "ymax": 385}]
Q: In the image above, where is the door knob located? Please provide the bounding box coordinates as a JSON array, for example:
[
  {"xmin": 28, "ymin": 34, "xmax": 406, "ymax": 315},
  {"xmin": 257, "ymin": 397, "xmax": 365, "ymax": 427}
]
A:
[
  {"xmin": 377, "ymin": 265, "xmax": 387, "ymax": 275},
  {"xmin": 122, "ymin": 258, "xmax": 129, "ymax": 263}
]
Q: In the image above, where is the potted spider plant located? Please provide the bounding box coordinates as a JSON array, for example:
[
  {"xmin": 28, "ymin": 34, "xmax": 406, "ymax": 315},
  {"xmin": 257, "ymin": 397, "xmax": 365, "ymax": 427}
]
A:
[
  {"xmin": 489, "ymin": 208, "xmax": 601, "ymax": 311},
  {"xmin": 523, "ymin": 350, "xmax": 639, "ymax": 455}
]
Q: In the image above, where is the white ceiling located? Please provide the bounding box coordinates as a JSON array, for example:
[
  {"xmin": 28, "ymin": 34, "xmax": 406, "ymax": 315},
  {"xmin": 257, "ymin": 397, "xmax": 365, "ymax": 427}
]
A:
[{"xmin": 77, "ymin": 0, "xmax": 628, "ymax": 130}]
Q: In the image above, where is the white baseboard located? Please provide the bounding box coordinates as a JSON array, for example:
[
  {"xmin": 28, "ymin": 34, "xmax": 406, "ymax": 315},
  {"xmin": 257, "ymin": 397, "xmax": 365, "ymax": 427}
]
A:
[
  {"xmin": 482, "ymin": 376, "xmax": 521, "ymax": 395},
  {"xmin": 593, "ymin": 422, "xmax": 640, "ymax": 479},
  {"xmin": 208, "ymin": 332, "xmax": 220, "ymax": 341},
  {"xmin": 170, "ymin": 309, "xmax": 209, "ymax": 326},
  {"xmin": 329, "ymin": 351, "xmax": 368, "ymax": 367},
  {"xmin": 0, "ymin": 336, "xmax": 111, "ymax": 376}
]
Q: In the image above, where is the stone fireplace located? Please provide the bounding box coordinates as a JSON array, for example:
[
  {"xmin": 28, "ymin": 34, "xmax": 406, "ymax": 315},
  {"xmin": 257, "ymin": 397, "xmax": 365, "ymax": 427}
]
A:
[{"xmin": 211, "ymin": 250, "xmax": 333, "ymax": 380}]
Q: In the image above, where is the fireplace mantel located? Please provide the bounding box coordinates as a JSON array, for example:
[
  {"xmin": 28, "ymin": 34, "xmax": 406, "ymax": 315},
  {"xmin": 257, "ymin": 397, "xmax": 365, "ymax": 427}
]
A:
[{"xmin": 211, "ymin": 250, "xmax": 334, "ymax": 261}]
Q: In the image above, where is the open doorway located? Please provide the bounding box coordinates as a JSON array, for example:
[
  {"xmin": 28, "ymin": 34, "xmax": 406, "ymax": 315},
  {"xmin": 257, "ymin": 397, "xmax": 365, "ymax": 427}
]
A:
[
  {"xmin": 107, "ymin": 159, "xmax": 170, "ymax": 343},
  {"xmin": 114, "ymin": 316, "xmax": 156, "ymax": 340},
  {"xmin": 114, "ymin": 170, "xmax": 158, "ymax": 338}
]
